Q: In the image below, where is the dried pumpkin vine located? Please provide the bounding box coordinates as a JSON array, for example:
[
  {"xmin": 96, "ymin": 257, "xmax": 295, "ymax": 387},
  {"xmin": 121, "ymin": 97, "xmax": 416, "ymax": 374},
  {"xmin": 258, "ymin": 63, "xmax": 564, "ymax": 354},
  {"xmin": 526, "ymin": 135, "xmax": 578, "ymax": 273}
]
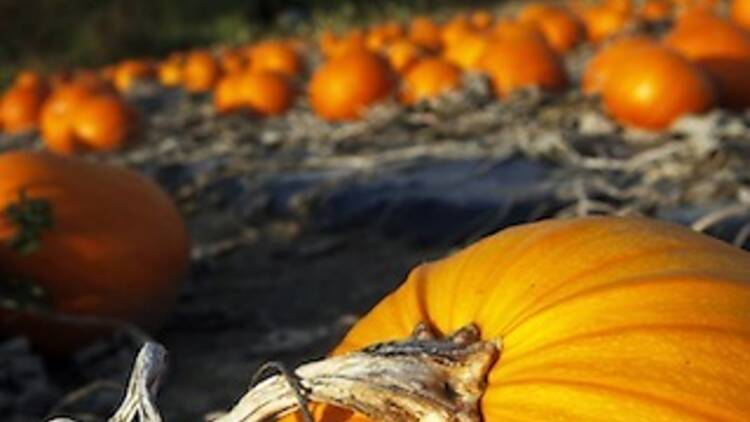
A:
[{"xmin": 50, "ymin": 323, "xmax": 501, "ymax": 422}]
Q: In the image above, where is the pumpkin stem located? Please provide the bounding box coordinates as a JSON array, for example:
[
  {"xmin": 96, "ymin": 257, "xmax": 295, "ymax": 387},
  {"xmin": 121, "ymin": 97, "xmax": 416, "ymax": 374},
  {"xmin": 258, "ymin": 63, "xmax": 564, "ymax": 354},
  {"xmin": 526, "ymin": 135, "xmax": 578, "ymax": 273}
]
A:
[
  {"xmin": 217, "ymin": 323, "xmax": 500, "ymax": 422},
  {"xmin": 3, "ymin": 189, "xmax": 54, "ymax": 255}
]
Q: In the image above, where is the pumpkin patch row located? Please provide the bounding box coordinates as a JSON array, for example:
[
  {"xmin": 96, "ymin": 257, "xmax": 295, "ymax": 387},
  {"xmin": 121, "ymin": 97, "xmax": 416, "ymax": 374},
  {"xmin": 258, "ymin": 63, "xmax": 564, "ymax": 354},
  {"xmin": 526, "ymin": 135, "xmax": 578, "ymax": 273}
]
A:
[{"xmin": 4, "ymin": 0, "xmax": 750, "ymax": 142}]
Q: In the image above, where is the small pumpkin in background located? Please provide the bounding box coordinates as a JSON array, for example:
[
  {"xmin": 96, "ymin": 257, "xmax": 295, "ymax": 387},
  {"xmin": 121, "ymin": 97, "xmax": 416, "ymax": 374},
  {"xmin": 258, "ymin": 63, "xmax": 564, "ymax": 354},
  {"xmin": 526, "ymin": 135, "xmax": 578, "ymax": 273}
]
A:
[
  {"xmin": 247, "ymin": 41, "xmax": 301, "ymax": 77},
  {"xmin": 71, "ymin": 94, "xmax": 138, "ymax": 151},
  {"xmin": 182, "ymin": 50, "xmax": 222, "ymax": 93},
  {"xmin": 40, "ymin": 83, "xmax": 102, "ymax": 154},
  {"xmin": 519, "ymin": 4, "xmax": 586, "ymax": 52},
  {"xmin": 441, "ymin": 14, "xmax": 475, "ymax": 48},
  {"xmin": 241, "ymin": 71, "xmax": 295, "ymax": 116},
  {"xmin": 319, "ymin": 29, "xmax": 369, "ymax": 58},
  {"xmin": 385, "ymin": 40, "xmax": 425, "ymax": 74},
  {"xmin": 580, "ymin": 3, "xmax": 632, "ymax": 43},
  {"xmin": 309, "ymin": 50, "xmax": 395, "ymax": 121},
  {"xmin": 443, "ymin": 30, "xmax": 489, "ymax": 70},
  {"xmin": 479, "ymin": 37, "xmax": 568, "ymax": 98},
  {"xmin": 158, "ymin": 53, "xmax": 185, "ymax": 87},
  {"xmin": 470, "ymin": 9, "xmax": 494, "ymax": 30},
  {"xmin": 732, "ymin": 0, "xmax": 750, "ymax": 30},
  {"xmin": 0, "ymin": 151, "xmax": 189, "ymax": 356},
  {"xmin": 213, "ymin": 73, "xmax": 246, "ymax": 115},
  {"xmin": 0, "ymin": 85, "xmax": 48, "ymax": 134},
  {"xmin": 113, "ymin": 59, "xmax": 155, "ymax": 93},
  {"xmin": 400, "ymin": 58, "xmax": 463, "ymax": 105},
  {"xmin": 491, "ymin": 18, "xmax": 548, "ymax": 43},
  {"xmin": 602, "ymin": 45, "xmax": 715, "ymax": 129},
  {"xmin": 13, "ymin": 71, "xmax": 48, "ymax": 91},
  {"xmin": 408, "ymin": 16, "xmax": 443, "ymax": 51},
  {"xmin": 582, "ymin": 36, "xmax": 659, "ymax": 94},
  {"xmin": 663, "ymin": 12, "xmax": 750, "ymax": 109},
  {"xmin": 640, "ymin": 0, "xmax": 673, "ymax": 21}
]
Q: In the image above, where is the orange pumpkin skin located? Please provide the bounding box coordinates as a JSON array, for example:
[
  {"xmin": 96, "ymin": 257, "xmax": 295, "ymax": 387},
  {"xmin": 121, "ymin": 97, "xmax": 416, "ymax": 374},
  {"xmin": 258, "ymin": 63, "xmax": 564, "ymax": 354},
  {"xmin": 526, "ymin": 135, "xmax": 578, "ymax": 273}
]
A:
[
  {"xmin": 182, "ymin": 50, "xmax": 222, "ymax": 93},
  {"xmin": 443, "ymin": 30, "xmax": 488, "ymax": 70},
  {"xmin": 491, "ymin": 18, "xmax": 548, "ymax": 43},
  {"xmin": 641, "ymin": 0, "xmax": 673, "ymax": 21},
  {"xmin": 213, "ymin": 73, "xmax": 245, "ymax": 114},
  {"xmin": 72, "ymin": 94, "xmax": 136, "ymax": 151},
  {"xmin": 158, "ymin": 54, "xmax": 185, "ymax": 87},
  {"xmin": 664, "ymin": 13, "xmax": 750, "ymax": 109},
  {"xmin": 0, "ymin": 151, "xmax": 189, "ymax": 355},
  {"xmin": 408, "ymin": 16, "xmax": 443, "ymax": 51},
  {"xmin": 479, "ymin": 38, "xmax": 568, "ymax": 98},
  {"xmin": 287, "ymin": 216, "xmax": 750, "ymax": 421},
  {"xmin": 471, "ymin": 9, "xmax": 494, "ymax": 30},
  {"xmin": 237, "ymin": 71, "xmax": 295, "ymax": 116},
  {"xmin": 248, "ymin": 41, "xmax": 301, "ymax": 77},
  {"xmin": 519, "ymin": 4, "xmax": 586, "ymax": 52},
  {"xmin": 441, "ymin": 15, "xmax": 474, "ymax": 48},
  {"xmin": 113, "ymin": 59, "xmax": 154, "ymax": 92},
  {"xmin": 385, "ymin": 40, "xmax": 425, "ymax": 74},
  {"xmin": 320, "ymin": 30, "xmax": 369, "ymax": 58},
  {"xmin": 40, "ymin": 84, "xmax": 99, "ymax": 154},
  {"xmin": 0, "ymin": 85, "xmax": 47, "ymax": 134},
  {"xmin": 602, "ymin": 46, "xmax": 715, "ymax": 129},
  {"xmin": 581, "ymin": 5, "xmax": 631, "ymax": 43},
  {"xmin": 582, "ymin": 36, "xmax": 659, "ymax": 95},
  {"xmin": 732, "ymin": 0, "xmax": 750, "ymax": 30},
  {"xmin": 400, "ymin": 58, "xmax": 462, "ymax": 105},
  {"xmin": 309, "ymin": 51, "xmax": 395, "ymax": 121}
]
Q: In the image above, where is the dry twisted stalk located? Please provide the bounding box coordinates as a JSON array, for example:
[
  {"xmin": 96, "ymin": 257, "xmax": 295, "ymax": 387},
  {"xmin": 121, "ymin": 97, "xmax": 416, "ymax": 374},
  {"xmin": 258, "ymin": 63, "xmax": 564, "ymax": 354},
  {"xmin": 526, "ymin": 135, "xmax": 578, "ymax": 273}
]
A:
[{"xmin": 50, "ymin": 323, "xmax": 500, "ymax": 422}]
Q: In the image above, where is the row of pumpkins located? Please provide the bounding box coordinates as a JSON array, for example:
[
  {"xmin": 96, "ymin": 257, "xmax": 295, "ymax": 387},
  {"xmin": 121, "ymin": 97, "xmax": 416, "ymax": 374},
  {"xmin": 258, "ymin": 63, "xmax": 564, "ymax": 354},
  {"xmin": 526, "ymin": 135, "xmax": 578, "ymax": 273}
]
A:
[{"xmin": 3, "ymin": 0, "xmax": 750, "ymax": 153}]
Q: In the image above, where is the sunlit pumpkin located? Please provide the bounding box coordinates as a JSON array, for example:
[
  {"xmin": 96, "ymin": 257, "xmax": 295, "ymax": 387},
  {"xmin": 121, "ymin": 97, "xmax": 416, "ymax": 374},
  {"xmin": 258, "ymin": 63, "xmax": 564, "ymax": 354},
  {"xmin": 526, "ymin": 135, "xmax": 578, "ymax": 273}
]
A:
[
  {"xmin": 309, "ymin": 50, "xmax": 395, "ymax": 121},
  {"xmin": 408, "ymin": 16, "xmax": 443, "ymax": 51},
  {"xmin": 581, "ymin": 4, "xmax": 632, "ymax": 43},
  {"xmin": 237, "ymin": 71, "xmax": 295, "ymax": 116},
  {"xmin": 40, "ymin": 83, "xmax": 101, "ymax": 154},
  {"xmin": 213, "ymin": 73, "xmax": 245, "ymax": 115},
  {"xmin": 664, "ymin": 13, "xmax": 750, "ymax": 109},
  {"xmin": 14, "ymin": 71, "xmax": 47, "ymax": 90},
  {"xmin": 266, "ymin": 216, "xmax": 750, "ymax": 422},
  {"xmin": 248, "ymin": 41, "xmax": 301, "ymax": 77},
  {"xmin": 400, "ymin": 58, "xmax": 463, "ymax": 105},
  {"xmin": 479, "ymin": 37, "xmax": 568, "ymax": 98},
  {"xmin": 72, "ymin": 94, "xmax": 137, "ymax": 151},
  {"xmin": 182, "ymin": 50, "xmax": 221, "ymax": 93},
  {"xmin": 605, "ymin": 0, "xmax": 634, "ymax": 14},
  {"xmin": 470, "ymin": 9, "xmax": 494, "ymax": 30},
  {"xmin": 732, "ymin": 0, "xmax": 750, "ymax": 30},
  {"xmin": 582, "ymin": 36, "xmax": 659, "ymax": 94},
  {"xmin": 113, "ymin": 59, "xmax": 154, "ymax": 92},
  {"xmin": 0, "ymin": 151, "xmax": 189, "ymax": 355},
  {"xmin": 640, "ymin": 0, "xmax": 673, "ymax": 21},
  {"xmin": 519, "ymin": 4, "xmax": 586, "ymax": 52},
  {"xmin": 602, "ymin": 45, "xmax": 715, "ymax": 129},
  {"xmin": 443, "ymin": 30, "xmax": 488, "ymax": 70},
  {"xmin": 220, "ymin": 49, "xmax": 247, "ymax": 74},
  {"xmin": 320, "ymin": 30, "xmax": 369, "ymax": 58},
  {"xmin": 441, "ymin": 15, "xmax": 475, "ymax": 47},
  {"xmin": 385, "ymin": 40, "xmax": 425, "ymax": 74},
  {"xmin": 491, "ymin": 18, "xmax": 548, "ymax": 43},
  {"xmin": 0, "ymin": 85, "xmax": 47, "ymax": 134},
  {"xmin": 158, "ymin": 54, "xmax": 185, "ymax": 87}
]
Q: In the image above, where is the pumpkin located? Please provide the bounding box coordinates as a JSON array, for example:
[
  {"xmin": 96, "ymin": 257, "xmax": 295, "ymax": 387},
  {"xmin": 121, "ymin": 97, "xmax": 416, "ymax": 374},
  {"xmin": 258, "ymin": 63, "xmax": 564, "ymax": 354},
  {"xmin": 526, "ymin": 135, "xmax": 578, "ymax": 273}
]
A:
[
  {"xmin": 0, "ymin": 85, "xmax": 47, "ymax": 134},
  {"xmin": 0, "ymin": 151, "xmax": 189, "ymax": 356},
  {"xmin": 320, "ymin": 30, "xmax": 369, "ymax": 58},
  {"xmin": 233, "ymin": 216, "xmax": 750, "ymax": 422},
  {"xmin": 40, "ymin": 83, "xmax": 100, "ymax": 154},
  {"xmin": 408, "ymin": 16, "xmax": 443, "ymax": 51},
  {"xmin": 470, "ymin": 9, "xmax": 494, "ymax": 30},
  {"xmin": 732, "ymin": 0, "xmax": 750, "ymax": 30},
  {"xmin": 71, "ymin": 94, "xmax": 137, "ymax": 151},
  {"xmin": 479, "ymin": 37, "xmax": 568, "ymax": 98},
  {"xmin": 247, "ymin": 41, "xmax": 301, "ymax": 77},
  {"xmin": 663, "ymin": 13, "xmax": 750, "ymax": 109},
  {"xmin": 441, "ymin": 15, "xmax": 474, "ymax": 48},
  {"xmin": 213, "ymin": 73, "xmax": 245, "ymax": 114},
  {"xmin": 491, "ymin": 18, "xmax": 548, "ymax": 43},
  {"xmin": 443, "ymin": 30, "xmax": 488, "ymax": 70},
  {"xmin": 14, "ymin": 71, "xmax": 47, "ymax": 90},
  {"xmin": 400, "ymin": 58, "xmax": 462, "ymax": 105},
  {"xmin": 581, "ymin": 4, "xmax": 631, "ymax": 43},
  {"xmin": 113, "ymin": 59, "xmax": 154, "ymax": 92},
  {"xmin": 385, "ymin": 40, "xmax": 425, "ymax": 74},
  {"xmin": 237, "ymin": 71, "xmax": 295, "ymax": 116},
  {"xmin": 220, "ymin": 49, "xmax": 247, "ymax": 74},
  {"xmin": 641, "ymin": 0, "xmax": 673, "ymax": 21},
  {"xmin": 519, "ymin": 4, "xmax": 586, "ymax": 52},
  {"xmin": 158, "ymin": 54, "xmax": 185, "ymax": 87},
  {"xmin": 582, "ymin": 36, "xmax": 659, "ymax": 95},
  {"xmin": 601, "ymin": 45, "xmax": 715, "ymax": 129},
  {"xmin": 182, "ymin": 50, "xmax": 221, "ymax": 93},
  {"xmin": 309, "ymin": 50, "xmax": 395, "ymax": 121}
]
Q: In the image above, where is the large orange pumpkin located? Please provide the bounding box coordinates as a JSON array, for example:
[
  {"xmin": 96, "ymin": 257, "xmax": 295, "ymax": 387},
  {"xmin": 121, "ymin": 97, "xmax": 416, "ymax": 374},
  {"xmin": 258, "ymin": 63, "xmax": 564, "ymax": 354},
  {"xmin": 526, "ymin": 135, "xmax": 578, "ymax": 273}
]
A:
[
  {"xmin": 0, "ymin": 151, "xmax": 189, "ymax": 355},
  {"xmin": 257, "ymin": 217, "xmax": 750, "ymax": 422},
  {"xmin": 479, "ymin": 37, "xmax": 568, "ymax": 98},
  {"xmin": 663, "ymin": 13, "xmax": 750, "ymax": 109},
  {"xmin": 602, "ymin": 45, "xmax": 715, "ymax": 129},
  {"xmin": 309, "ymin": 50, "xmax": 395, "ymax": 121},
  {"xmin": 519, "ymin": 4, "xmax": 586, "ymax": 52},
  {"xmin": 247, "ymin": 41, "xmax": 301, "ymax": 77},
  {"xmin": 582, "ymin": 36, "xmax": 659, "ymax": 95},
  {"xmin": 400, "ymin": 58, "xmax": 463, "ymax": 105}
]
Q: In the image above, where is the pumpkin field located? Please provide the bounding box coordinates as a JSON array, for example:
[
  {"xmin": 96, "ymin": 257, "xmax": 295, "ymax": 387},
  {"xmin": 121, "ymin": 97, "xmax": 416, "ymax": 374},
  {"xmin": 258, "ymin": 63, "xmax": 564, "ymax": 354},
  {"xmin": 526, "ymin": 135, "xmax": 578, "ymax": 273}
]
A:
[{"xmin": 3, "ymin": 0, "xmax": 750, "ymax": 421}]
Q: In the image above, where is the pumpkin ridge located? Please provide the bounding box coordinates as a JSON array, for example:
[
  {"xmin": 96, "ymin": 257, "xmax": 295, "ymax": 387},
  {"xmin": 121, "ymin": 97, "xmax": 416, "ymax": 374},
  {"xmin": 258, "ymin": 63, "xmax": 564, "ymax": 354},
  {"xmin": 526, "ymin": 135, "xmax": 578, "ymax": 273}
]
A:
[
  {"xmin": 498, "ymin": 244, "xmax": 746, "ymax": 335},
  {"xmin": 498, "ymin": 273, "xmax": 750, "ymax": 343},
  {"xmin": 488, "ymin": 377, "xmax": 733, "ymax": 421},
  {"xmin": 494, "ymin": 322, "xmax": 750, "ymax": 370}
]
